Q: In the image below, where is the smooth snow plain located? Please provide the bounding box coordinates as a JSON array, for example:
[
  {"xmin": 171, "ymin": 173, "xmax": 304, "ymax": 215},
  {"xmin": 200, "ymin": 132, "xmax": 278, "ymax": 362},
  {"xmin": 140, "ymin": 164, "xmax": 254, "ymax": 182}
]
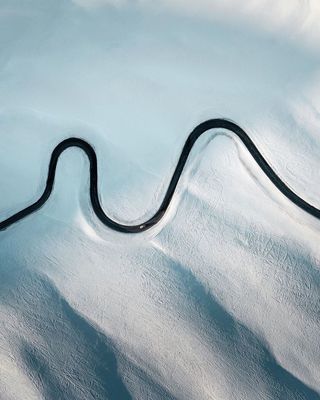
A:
[{"xmin": 0, "ymin": 1, "xmax": 320, "ymax": 399}]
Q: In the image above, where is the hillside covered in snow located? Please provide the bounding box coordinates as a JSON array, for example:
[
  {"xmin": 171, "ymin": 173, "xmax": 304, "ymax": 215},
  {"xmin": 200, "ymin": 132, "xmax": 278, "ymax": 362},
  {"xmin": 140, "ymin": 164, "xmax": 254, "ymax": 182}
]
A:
[{"xmin": 1, "ymin": 1, "xmax": 320, "ymax": 399}]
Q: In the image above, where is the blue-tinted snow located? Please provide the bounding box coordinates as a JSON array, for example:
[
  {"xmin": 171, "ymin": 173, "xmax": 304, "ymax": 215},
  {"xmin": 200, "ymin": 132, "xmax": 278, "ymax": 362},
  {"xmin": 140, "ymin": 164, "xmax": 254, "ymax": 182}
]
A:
[{"xmin": 0, "ymin": 1, "xmax": 320, "ymax": 399}]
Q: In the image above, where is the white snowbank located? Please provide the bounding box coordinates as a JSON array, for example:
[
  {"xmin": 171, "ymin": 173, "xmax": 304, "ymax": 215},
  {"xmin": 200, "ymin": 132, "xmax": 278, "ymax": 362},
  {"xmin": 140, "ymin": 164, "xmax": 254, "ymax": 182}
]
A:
[{"xmin": 0, "ymin": 1, "xmax": 319, "ymax": 399}]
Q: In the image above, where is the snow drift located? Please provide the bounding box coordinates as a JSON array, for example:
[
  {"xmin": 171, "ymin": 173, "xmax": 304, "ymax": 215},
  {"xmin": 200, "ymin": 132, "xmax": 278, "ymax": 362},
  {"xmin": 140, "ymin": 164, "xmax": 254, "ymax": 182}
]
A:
[{"xmin": 0, "ymin": 1, "xmax": 320, "ymax": 399}]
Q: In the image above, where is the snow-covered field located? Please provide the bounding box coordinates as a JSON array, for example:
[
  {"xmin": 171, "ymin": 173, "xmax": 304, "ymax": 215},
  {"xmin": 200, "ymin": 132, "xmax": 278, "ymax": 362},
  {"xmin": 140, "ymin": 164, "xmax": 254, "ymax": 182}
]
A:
[{"xmin": 1, "ymin": 1, "xmax": 320, "ymax": 399}]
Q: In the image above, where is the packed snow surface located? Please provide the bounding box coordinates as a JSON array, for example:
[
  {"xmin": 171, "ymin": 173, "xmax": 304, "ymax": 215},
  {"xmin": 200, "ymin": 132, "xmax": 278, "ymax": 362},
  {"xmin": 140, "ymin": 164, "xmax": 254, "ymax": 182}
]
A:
[{"xmin": 1, "ymin": 1, "xmax": 320, "ymax": 399}]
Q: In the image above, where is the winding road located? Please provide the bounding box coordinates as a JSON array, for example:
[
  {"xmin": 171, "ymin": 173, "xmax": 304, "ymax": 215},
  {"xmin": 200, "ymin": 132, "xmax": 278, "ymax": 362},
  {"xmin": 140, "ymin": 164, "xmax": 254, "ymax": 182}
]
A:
[{"xmin": 0, "ymin": 118, "xmax": 319, "ymax": 233}]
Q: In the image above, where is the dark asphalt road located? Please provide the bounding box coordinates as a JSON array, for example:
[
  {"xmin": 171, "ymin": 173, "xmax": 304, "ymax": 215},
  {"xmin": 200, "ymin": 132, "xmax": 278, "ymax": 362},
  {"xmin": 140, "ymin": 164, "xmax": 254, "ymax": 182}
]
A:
[{"xmin": 0, "ymin": 119, "xmax": 319, "ymax": 233}]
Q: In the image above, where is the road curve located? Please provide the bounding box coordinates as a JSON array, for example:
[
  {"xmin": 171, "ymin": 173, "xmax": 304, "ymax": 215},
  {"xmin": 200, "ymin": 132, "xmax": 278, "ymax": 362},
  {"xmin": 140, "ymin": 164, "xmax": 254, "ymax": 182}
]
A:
[{"xmin": 0, "ymin": 118, "xmax": 319, "ymax": 233}]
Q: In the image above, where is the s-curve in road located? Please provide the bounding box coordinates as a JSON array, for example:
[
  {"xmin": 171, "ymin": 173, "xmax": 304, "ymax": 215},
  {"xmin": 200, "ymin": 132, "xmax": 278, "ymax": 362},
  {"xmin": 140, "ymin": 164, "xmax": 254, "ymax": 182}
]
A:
[{"xmin": 0, "ymin": 119, "xmax": 319, "ymax": 233}]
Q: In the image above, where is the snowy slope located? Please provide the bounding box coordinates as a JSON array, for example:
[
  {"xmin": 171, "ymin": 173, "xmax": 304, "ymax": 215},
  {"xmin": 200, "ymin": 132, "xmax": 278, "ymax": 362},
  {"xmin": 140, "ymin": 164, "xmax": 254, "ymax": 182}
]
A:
[{"xmin": 1, "ymin": 1, "xmax": 320, "ymax": 399}]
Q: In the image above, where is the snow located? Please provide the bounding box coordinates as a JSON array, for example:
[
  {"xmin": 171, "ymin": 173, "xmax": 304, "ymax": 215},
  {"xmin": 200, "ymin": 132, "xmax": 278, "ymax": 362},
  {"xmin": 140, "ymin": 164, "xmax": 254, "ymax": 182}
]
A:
[{"xmin": 0, "ymin": 1, "xmax": 320, "ymax": 399}]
